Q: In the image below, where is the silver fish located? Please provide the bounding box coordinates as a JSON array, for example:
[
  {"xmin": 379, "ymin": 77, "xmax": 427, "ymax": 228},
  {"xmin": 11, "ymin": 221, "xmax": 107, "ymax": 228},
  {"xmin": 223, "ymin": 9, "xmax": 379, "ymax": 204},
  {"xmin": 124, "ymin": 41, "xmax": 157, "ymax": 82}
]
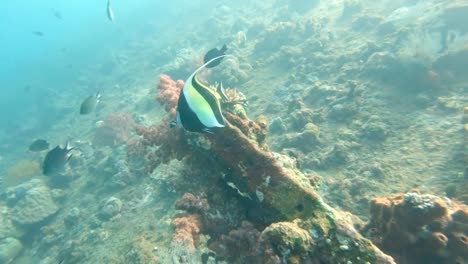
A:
[{"xmin": 107, "ymin": 0, "xmax": 114, "ymax": 21}]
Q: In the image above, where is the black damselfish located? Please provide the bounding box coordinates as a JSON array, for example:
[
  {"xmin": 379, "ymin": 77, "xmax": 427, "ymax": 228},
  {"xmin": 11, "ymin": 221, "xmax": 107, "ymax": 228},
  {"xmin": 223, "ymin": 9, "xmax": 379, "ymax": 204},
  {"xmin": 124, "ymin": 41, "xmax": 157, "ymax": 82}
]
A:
[
  {"xmin": 42, "ymin": 143, "xmax": 73, "ymax": 176},
  {"xmin": 203, "ymin": 44, "xmax": 227, "ymax": 68}
]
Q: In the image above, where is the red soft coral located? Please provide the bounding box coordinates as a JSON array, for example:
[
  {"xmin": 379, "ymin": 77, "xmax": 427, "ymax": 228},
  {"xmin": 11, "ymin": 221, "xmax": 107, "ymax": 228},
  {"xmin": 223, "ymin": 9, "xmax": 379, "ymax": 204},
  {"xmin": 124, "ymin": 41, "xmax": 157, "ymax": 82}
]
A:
[{"xmin": 156, "ymin": 74, "xmax": 184, "ymax": 116}]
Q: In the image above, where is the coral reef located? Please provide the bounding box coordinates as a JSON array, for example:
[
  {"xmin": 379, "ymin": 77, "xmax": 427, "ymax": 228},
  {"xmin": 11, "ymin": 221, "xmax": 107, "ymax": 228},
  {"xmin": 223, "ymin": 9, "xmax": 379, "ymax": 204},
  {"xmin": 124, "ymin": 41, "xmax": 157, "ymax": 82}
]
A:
[
  {"xmin": 8, "ymin": 179, "xmax": 59, "ymax": 225},
  {"xmin": 2, "ymin": 1, "xmax": 467, "ymax": 263},
  {"xmin": 364, "ymin": 191, "xmax": 468, "ymax": 264},
  {"xmin": 130, "ymin": 72, "xmax": 397, "ymax": 263},
  {"xmin": 209, "ymin": 115, "xmax": 394, "ymax": 263},
  {"xmin": 146, "ymin": 76, "xmax": 390, "ymax": 261}
]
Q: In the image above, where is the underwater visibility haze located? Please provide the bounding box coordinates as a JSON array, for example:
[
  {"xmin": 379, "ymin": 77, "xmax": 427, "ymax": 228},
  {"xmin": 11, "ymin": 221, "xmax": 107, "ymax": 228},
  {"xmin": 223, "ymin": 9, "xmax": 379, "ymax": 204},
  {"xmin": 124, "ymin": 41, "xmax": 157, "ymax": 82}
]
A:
[{"xmin": 0, "ymin": 0, "xmax": 467, "ymax": 263}]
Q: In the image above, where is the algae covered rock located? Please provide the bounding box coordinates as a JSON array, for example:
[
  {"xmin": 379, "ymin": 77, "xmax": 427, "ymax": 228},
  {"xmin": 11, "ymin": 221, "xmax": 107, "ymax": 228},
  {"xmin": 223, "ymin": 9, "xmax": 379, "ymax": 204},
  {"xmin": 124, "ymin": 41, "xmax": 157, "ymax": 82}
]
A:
[
  {"xmin": 0, "ymin": 237, "xmax": 23, "ymax": 264},
  {"xmin": 259, "ymin": 221, "xmax": 314, "ymax": 259},
  {"xmin": 9, "ymin": 179, "xmax": 59, "ymax": 225}
]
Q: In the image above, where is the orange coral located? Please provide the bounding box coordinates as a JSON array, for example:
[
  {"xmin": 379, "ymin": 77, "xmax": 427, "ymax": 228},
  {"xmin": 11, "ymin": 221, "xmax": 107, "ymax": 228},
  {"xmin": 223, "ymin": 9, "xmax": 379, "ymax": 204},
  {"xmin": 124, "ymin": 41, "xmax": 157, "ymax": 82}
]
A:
[
  {"xmin": 365, "ymin": 192, "xmax": 468, "ymax": 264},
  {"xmin": 172, "ymin": 214, "xmax": 201, "ymax": 250},
  {"xmin": 156, "ymin": 74, "xmax": 184, "ymax": 117}
]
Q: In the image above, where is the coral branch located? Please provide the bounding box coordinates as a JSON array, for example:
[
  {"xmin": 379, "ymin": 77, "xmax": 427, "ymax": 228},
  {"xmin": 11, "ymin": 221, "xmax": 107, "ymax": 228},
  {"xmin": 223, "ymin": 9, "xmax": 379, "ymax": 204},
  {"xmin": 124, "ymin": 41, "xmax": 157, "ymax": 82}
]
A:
[{"xmin": 207, "ymin": 113, "xmax": 394, "ymax": 263}]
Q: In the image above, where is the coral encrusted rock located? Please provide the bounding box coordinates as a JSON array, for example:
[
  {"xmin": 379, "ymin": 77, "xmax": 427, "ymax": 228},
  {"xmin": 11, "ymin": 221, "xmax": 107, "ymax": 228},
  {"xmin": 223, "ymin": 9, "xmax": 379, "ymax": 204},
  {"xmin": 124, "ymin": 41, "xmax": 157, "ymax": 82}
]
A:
[{"xmin": 9, "ymin": 179, "xmax": 59, "ymax": 225}]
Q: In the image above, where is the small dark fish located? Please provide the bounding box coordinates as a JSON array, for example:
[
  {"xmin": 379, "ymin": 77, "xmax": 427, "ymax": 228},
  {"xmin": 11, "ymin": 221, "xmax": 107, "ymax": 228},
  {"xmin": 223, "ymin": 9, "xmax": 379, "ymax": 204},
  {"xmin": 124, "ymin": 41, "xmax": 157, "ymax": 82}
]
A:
[
  {"xmin": 107, "ymin": 0, "xmax": 114, "ymax": 21},
  {"xmin": 29, "ymin": 139, "xmax": 50, "ymax": 152},
  {"xmin": 32, "ymin": 31, "xmax": 44, "ymax": 37},
  {"xmin": 80, "ymin": 93, "xmax": 101, "ymax": 115},
  {"xmin": 52, "ymin": 9, "xmax": 63, "ymax": 20},
  {"xmin": 43, "ymin": 142, "xmax": 73, "ymax": 176},
  {"xmin": 203, "ymin": 44, "xmax": 227, "ymax": 68}
]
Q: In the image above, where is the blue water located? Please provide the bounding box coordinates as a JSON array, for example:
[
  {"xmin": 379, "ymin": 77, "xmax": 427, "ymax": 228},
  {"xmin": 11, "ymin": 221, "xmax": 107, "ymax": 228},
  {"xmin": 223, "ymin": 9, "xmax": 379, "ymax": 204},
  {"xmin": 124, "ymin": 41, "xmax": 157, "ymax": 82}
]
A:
[{"xmin": 0, "ymin": 0, "xmax": 180, "ymax": 139}]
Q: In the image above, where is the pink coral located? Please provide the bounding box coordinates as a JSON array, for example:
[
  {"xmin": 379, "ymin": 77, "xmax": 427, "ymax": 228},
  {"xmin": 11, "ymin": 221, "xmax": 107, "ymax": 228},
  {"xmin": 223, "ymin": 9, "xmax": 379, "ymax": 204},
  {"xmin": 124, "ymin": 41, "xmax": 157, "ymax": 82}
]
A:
[{"xmin": 156, "ymin": 74, "xmax": 184, "ymax": 116}]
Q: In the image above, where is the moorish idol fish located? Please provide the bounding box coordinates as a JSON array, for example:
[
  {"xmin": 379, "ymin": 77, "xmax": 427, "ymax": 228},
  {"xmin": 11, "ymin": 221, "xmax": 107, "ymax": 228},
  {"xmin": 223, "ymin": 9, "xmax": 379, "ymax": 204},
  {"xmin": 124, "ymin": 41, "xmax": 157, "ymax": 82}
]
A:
[{"xmin": 173, "ymin": 55, "xmax": 230, "ymax": 134}]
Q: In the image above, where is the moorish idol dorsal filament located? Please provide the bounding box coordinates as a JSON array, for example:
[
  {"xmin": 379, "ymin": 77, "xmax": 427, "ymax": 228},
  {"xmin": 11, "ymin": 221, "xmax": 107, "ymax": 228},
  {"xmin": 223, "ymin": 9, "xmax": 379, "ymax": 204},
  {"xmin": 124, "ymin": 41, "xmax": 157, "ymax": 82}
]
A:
[{"xmin": 175, "ymin": 55, "xmax": 230, "ymax": 133}]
